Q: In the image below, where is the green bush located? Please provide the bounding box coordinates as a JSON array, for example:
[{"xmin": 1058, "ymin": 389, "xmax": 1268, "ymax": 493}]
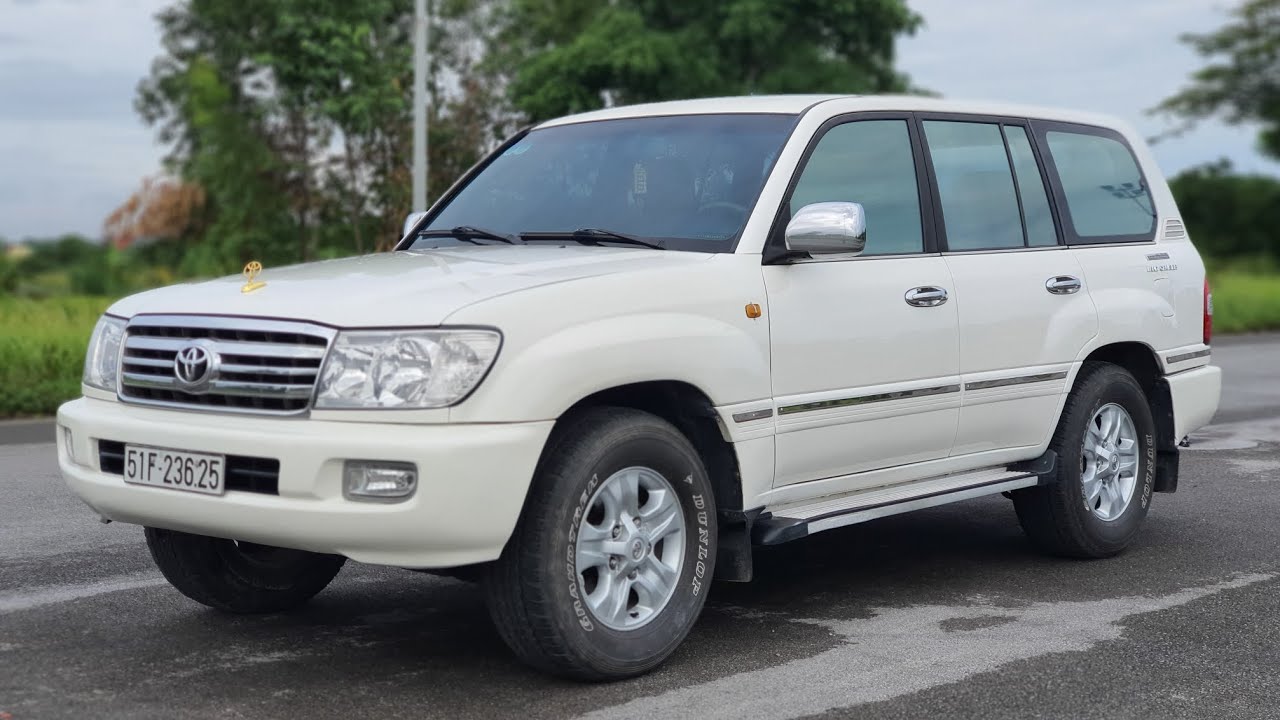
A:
[
  {"xmin": 0, "ymin": 296, "xmax": 111, "ymax": 417},
  {"xmin": 1171, "ymin": 161, "xmax": 1280, "ymax": 263}
]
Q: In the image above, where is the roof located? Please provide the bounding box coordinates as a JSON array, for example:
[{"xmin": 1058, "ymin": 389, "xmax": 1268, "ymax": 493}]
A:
[
  {"xmin": 536, "ymin": 95, "xmax": 844, "ymax": 127},
  {"xmin": 536, "ymin": 94, "xmax": 1131, "ymax": 134}
]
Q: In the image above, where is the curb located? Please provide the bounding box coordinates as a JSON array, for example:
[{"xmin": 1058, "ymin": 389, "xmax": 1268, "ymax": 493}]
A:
[{"xmin": 0, "ymin": 419, "xmax": 56, "ymax": 446}]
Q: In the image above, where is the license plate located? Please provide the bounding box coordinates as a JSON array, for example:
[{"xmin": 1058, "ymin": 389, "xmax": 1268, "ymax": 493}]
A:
[{"xmin": 123, "ymin": 444, "xmax": 226, "ymax": 496}]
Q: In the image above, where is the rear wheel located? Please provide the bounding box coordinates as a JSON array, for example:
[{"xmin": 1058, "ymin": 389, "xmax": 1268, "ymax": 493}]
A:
[
  {"xmin": 145, "ymin": 527, "xmax": 346, "ymax": 613},
  {"xmin": 484, "ymin": 407, "xmax": 717, "ymax": 681},
  {"xmin": 1013, "ymin": 362, "xmax": 1157, "ymax": 558}
]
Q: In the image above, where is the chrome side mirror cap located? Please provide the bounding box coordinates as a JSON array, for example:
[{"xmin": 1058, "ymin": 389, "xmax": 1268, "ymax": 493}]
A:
[
  {"xmin": 784, "ymin": 202, "xmax": 867, "ymax": 256},
  {"xmin": 402, "ymin": 211, "xmax": 427, "ymax": 239}
]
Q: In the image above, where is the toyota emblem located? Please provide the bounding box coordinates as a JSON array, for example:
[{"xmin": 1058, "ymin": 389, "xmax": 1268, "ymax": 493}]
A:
[{"xmin": 173, "ymin": 342, "xmax": 218, "ymax": 390}]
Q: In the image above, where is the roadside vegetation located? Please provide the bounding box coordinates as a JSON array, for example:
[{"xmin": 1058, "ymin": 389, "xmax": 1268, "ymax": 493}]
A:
[
  {"xmin": 0, "ymin": 297, "xmax": 111, "ymax": 417},
  {"xmin": 1209, "ymin": 266, "xmax": 1280, "ymax": 336}
]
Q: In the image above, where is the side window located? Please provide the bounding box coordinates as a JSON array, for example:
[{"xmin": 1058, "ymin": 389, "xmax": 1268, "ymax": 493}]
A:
[
  {"xmin": 1004, "ymin": 126, "xmax": 1058, "ymax": 246},
  {"xmin": 922, "ymin": 121, "xmax": 1024, "ymax": 251},
  {"xmin": 1043, "ymin": 129, "xmax": 1156, "ymax": 240},
  {"xmin": 790, "ymin": 120, "xmax": 923, "ymax": 255}
]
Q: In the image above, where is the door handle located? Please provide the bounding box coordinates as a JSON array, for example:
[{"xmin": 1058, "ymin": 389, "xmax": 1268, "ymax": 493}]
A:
[
  {"xmin": 1045, "ymin": 276, "xmax": 1082, "ymax": 295},
  {"xmin": 905, "ymin": 286, "xmax": 948, "ymax": 307}
]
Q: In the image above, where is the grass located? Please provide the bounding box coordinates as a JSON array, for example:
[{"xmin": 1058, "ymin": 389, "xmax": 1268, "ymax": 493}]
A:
[
  {"xmin": 0, "ymin": 296, "xmax": 112, "ymax": 418},
  {"xmin": 1209, "ymin": 269, "xmax": 1280, "ymax": 335},
  {"xmin": 0, "ymin": 271, "xmax": 1275, "ymax": 418}
]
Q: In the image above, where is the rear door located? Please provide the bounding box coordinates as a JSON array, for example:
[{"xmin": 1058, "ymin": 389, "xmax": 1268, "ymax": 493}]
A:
[
  {"xmin": 918, "ymin": 116, "xmax": 1098, "ymax": 456},
  {"xmin": 1032, "ymin": 122, "xmax": 1192, "ymax": 357}
]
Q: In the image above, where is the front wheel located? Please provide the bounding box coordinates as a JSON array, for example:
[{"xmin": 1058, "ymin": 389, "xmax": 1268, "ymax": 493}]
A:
[
  {"xmin": 145, "ymin": 528, "xmax": 346, "ymax": 613},
  {"xmin": 1013, "ymin": 362, "xmax": 1157, "ymax": 558},
  {"xmin": 484, "ymin": 407, "xmax": 717, "ymax": 681}
]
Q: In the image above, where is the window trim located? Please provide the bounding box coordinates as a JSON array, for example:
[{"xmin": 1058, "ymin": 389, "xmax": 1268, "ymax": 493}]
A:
[
  {"xmin": 914, "ymin": 112, "xmax": 1067, "ymax": 253},
  {"xmin": 999, "ymin": 125, "xmax": 1031, "ymax": 248},
  {"xmin": 762, "ymin": 111, "xmax": 940, "ymax": 265},
  {"xmin": 1030, "ymin": 119, "xmax": 1158, "ymax": 246}
]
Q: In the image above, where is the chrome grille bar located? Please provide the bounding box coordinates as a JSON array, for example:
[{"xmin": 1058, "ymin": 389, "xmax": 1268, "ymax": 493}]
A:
[
  {"xmin": 120, "ymin": 372, "xmax": 316, "ymax": 398},
  {"xmin": 124, "ymin": 335, "xmax": 327, "ymax": 360},
  {"xmin": 118, "ymin": 315, "xmax": 336, "ymax": 416}
]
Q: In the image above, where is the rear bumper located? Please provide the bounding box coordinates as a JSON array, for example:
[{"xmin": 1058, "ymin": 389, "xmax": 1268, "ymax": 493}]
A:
[
  {"xmin": 56, "ymin": 397, "xmax": 553, "ymax": 568},
  {"xmin": 1166, "ymin": 364, "xmax": 1222, "ymax": 439}
]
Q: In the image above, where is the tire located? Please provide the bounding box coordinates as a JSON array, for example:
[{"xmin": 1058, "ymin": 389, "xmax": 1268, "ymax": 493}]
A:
[
  {"xmin": 483, "ymin": 407, "xmax": 717, "ymax": 681},
  {"xmin": 145, "ymin": 527, "xmax": 346, "ymax": 613},
  {"xmin": 1013, "ymin": 362, "xmax": 1157, "ymax": 558}
]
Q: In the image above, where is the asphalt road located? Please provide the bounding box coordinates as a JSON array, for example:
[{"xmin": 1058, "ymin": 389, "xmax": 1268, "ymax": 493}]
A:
[{"xmin": 2, "ymin": 336, "xmax": 1278, "ymax": 719}]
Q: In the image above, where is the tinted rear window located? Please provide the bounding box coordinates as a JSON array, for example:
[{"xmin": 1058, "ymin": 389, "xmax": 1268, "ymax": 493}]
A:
[{"xmin": 1042, "ymin": 128, "xmax": 1156, "ymax": 243}]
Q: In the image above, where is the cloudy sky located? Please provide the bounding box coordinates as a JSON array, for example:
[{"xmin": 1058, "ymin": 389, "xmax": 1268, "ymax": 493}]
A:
[{"xmin": 2, "ymin": 0, "xmax": 1278, "ymax": 241}]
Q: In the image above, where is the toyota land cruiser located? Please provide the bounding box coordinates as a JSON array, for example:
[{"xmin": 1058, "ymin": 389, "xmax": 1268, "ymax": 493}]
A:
[{"xmin": 57, "ymin": 95, "xmax": 1221, "ymax": 680}]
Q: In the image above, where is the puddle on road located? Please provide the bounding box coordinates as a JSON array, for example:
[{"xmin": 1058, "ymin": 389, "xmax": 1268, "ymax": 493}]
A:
[
  {"xmin": 1182, "ymin": 416, "xmax": 1280, "ymax": 452},
  {"xmin": 576, "ymin": 573, "xmax": 1276, "ymax": 720}
]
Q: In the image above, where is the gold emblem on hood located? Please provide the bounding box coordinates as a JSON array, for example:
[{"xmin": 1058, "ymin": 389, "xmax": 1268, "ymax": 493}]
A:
[{"xmin": 241, "ymin": 261, "xmax": 266, "ymax": 294}]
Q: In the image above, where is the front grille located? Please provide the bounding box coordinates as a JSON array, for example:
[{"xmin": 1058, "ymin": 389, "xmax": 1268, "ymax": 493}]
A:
[
  {"xmin": 118, "ymin": 316, "xmax": 335, "ymax": 415},
  {"xmin": 97, "ymin": 440, "xmax": 280, "ymax": 495}
]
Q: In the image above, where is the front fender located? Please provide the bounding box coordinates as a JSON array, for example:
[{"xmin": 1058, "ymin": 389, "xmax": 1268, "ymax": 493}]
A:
[{"xmin": 449, "ymin": 310, "xmax": 772, "ymax": 423}]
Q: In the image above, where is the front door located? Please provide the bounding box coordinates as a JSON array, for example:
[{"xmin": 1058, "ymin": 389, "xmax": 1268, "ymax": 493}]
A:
[{"xmin": 764, "ymin": 116, "xmax": 961, "ymax": 488}]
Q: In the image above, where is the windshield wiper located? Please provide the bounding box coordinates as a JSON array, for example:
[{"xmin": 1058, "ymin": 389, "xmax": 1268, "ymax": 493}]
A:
[
  {"xmin": 520, "ymin": 228, "xmax": 665, "ymax": 250},
  {"xmin": 417, "ymin": 225, "xmax": 518, "ymax": 244}
]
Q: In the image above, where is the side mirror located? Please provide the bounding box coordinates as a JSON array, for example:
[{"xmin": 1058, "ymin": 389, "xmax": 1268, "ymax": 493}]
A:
[
  {"xmin": 784, "ymin": 202, "xmax": 867, "ymax": 256},
  {"xmin": 402, "ymin": 211, "xmax": 427, "ymax": 239}
]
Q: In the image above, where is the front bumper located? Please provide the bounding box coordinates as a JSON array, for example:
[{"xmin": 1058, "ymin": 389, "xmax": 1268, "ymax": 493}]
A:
[{"xmin": 56, "ymin": 397, "xmax": 553, "ymax": 568}]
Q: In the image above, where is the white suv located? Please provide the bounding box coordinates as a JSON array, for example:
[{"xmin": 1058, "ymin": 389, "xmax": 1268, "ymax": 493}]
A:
[{"xmin": 58, "ymin": 95, "xmax": 1221, "ymax": 680}]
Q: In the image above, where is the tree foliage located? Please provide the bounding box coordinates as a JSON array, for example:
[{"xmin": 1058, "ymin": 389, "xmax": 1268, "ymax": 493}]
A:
[
  {"xmin": 104, "ymin": 176, "xmax": 206, "ymax": 251},
  {"xmin": 134, "ymin": 0, "xmax": 511, "ymax": 274},
  {"xmin": 1169, "ymin": 159, "xmax": 1280, "ymax": 262},
  {"xmin": 497, "ymin": 0, "xmax": 923, "ymax": 121},
  {"xmin": 1155, "ymin": 0, "xmax": 1280, "ymax": 160}
]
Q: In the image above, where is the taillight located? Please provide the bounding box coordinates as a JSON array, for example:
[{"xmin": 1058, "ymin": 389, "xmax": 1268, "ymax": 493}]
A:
[{"xmin": 1203, "ymin": 278, "xmax": 1213, "ymax": 345}]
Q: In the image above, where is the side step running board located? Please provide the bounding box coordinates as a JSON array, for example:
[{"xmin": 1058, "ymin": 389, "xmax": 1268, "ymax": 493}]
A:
[{"xmin": 753, "ymin": 455, "xmax": 1055, "ymax": 546}]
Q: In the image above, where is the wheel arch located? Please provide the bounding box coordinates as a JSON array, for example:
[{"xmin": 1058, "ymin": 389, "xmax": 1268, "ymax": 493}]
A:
[
  {"xmin": 1076, "ymin": 341, "xmax": 1179, "ymax": 491},
  {"xmin": 541, "ymin": 380, "xmax": 757, "ymax": 582},
  {"xmin": 553, "ymin": 380, "xmax": 744, "ymax": 514}
]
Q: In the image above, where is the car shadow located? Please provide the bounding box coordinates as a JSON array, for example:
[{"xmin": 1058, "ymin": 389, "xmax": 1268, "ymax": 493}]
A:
[{"xmin": 59, "ymin": 493, "xmax": 1210, "ymax": 718}]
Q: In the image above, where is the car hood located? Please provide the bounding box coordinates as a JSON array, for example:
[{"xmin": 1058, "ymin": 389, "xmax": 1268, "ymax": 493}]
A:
[{"xmin": 108, "ymin": 246, "xmax": 714, "ymax": 327}]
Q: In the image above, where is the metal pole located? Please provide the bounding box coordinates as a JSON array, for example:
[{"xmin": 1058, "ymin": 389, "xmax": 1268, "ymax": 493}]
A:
[{"xmin": 412, "ymin": 0, "xmax": 428, "ymax": 212}]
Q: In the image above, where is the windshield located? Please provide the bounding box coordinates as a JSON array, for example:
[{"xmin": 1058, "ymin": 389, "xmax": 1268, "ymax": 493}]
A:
[{"xmin": 409, "ymin": 113, "xmax": 797, "ymax": 252}]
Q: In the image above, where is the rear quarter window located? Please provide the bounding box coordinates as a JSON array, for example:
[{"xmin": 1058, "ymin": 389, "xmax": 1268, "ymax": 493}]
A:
[{"xmin": 1036, "ymin": 123, "xmax": 1157, "ymax": 244}]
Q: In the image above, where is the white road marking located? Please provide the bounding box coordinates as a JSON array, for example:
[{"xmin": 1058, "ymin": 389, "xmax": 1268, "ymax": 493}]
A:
[
  {"xmin": 577, "ymin": 572, "xmax": 1274, "ymax": 720},
  {"xmin": 0, "ymin": 572, "xmax": 166, "ymax": 614}
]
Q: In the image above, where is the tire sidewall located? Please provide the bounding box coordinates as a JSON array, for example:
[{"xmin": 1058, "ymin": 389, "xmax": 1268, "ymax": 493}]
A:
[
  {"xmin": 541, "ymin": 421, "xmax": 717, "ymax": 672},
  {"xmin": 1060, "ymin": 370, "xmax": 1157, "ymax": 545}
]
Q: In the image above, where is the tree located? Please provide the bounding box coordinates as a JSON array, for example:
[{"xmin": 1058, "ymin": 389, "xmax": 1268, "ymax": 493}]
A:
[
  {"xmin": 103, "ymin": 176, "xmax": 206, "ymax": 251},
  {"xmin": 133, "ymin": 0, "xmax": 511, "ymax": 267},
  {"xmin": 1155, "ymin": 0, "xmax": 1280, "ymax": 160},
  {"xmin": 1169, "ymin": 159, "xmax": 1280, "ymax": 261},
  {"xmin": 494, "ymin": 0, "xmax": 923, "ymax": 121}
]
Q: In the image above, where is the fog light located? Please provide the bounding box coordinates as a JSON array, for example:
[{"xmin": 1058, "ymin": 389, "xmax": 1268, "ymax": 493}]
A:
[
  {"xmin": 343, "ymin": 461, "xmax": 417, "ymax": 501},
  {"xmin": 60, "ymin": 425, "xmax": 76, "ymax": 465}
]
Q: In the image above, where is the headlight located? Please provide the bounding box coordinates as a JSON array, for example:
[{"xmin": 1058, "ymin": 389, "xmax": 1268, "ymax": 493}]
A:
[
  {"xmin": 83, "ymin": 315, "xmax": 126, "ymax": 392},
  {"xmin": 315, "ymin": 328, "xmax": 501, "ymax": 409}
]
